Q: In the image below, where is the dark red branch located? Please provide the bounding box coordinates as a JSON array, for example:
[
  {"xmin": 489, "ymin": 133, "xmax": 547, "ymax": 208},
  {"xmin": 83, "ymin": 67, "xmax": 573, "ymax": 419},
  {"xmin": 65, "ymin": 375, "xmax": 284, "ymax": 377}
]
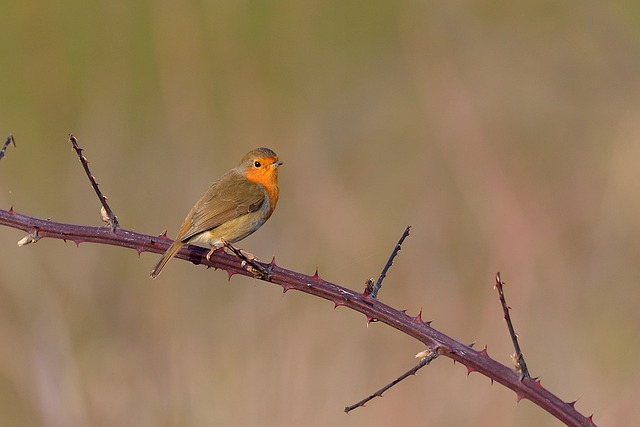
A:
[{"xmin": 0, "ymin": 207, "xmax": 596, "ymax": 427}]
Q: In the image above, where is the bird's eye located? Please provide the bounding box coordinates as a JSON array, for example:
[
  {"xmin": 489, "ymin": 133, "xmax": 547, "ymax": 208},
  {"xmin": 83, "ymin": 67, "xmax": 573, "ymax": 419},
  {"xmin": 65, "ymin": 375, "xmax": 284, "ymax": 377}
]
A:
[{"xmin": 253, "ymin": 160, "xmax": 262, "ymax": 168}]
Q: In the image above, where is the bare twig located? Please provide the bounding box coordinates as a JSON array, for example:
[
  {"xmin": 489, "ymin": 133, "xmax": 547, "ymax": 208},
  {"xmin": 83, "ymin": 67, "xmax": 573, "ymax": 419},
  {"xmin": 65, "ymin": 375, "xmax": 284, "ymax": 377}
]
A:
[
  {"xmin": 495, "ymin": 272, "xmax": 530, "ymax": 378},
  {"xmin": 69, "ymin": 134, "xmax": 120, "ymax": 231},
  {"xmin": 367, "ymin": 225, "xmax": 411, "ymax": 298},
  {"xmin": 0, "ymin": 134, "xmax": 16, "ymax": 161},
  {"xmin": 345, "ymin": 348, "xmax": 439, "ymax": 413}
]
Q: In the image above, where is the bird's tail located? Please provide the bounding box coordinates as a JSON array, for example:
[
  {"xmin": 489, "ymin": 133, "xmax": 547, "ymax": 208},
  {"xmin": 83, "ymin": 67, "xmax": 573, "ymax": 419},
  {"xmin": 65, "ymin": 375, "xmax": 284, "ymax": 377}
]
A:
[{"xmin": 150, "ymin": 240, "xmax": 184, "ymax": 279}]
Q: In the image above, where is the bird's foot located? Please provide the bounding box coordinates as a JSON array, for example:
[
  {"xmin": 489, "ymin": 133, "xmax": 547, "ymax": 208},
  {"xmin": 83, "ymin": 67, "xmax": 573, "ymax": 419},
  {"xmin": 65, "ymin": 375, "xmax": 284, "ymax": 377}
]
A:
[{"xmin": 221, "ymin": 239, "xmax": 271, "ymax": 280}]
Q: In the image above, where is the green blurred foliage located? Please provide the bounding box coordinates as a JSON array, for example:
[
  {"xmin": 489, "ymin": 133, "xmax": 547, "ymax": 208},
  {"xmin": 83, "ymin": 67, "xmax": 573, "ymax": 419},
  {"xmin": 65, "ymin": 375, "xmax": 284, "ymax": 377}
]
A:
[{"xmin": 1, "ymin": 0, "xmax": 639, "ymax": 425}]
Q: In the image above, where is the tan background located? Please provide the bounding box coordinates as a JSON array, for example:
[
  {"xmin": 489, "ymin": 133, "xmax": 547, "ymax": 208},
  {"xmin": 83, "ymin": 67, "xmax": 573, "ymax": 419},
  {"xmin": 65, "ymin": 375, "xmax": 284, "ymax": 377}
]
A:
[{"xmin": 0, "ymin": 1, "xmax": 638, "ymax": 426}]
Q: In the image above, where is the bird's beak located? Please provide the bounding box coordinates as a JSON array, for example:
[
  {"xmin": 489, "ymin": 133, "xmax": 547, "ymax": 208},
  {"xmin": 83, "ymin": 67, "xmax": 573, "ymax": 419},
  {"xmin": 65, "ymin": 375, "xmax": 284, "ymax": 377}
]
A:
[{"xmin": 274, "ymin": 160, "xmax": 283, "ymax": 167}]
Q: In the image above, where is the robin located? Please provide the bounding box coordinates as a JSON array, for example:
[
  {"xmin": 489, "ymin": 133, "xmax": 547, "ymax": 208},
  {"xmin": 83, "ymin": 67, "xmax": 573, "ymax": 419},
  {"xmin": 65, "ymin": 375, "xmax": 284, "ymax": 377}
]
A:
[{"xmin": 150, "ymin": 147, "xmax": 282, "ymax": 278}]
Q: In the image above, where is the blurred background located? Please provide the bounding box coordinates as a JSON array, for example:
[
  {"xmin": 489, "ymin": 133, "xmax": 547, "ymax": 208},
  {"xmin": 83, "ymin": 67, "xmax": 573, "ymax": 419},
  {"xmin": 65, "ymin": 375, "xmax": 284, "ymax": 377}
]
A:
[{"xmin": 0, "ymin": 1, "xmax": 638, "ymax": 426}]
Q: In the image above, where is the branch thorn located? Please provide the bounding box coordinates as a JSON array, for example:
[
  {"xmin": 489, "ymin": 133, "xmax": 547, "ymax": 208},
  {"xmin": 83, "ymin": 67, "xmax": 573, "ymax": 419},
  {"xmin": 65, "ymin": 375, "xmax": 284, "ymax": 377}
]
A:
[
  {"xmin": 282, "ymin": 284, "xmax": 293, "ymax": 293},
  {"xmin": 480, "ymin": 345, "xmax": 489, "ymax": 357}
]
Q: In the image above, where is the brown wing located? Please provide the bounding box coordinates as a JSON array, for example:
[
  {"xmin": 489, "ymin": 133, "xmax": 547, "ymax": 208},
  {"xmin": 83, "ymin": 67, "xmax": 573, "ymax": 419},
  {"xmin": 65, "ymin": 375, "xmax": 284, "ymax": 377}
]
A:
[{"xmin": 179, "ymin": 170, "xmax": 266, "ymax": 243}]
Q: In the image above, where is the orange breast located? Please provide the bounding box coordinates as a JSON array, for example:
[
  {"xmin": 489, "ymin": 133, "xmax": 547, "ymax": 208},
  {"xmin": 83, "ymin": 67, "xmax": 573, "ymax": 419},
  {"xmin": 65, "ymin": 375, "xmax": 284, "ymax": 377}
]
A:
[{"xmin": 244, "ymin": 159, "xmax": 280, "ymax": 217}]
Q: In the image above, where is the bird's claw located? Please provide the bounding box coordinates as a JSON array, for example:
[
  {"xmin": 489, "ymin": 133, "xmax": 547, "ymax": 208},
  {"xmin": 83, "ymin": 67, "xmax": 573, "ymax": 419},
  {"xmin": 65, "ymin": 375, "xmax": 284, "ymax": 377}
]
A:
[
  {"xmin": 206, "ymin": 246, "xmax": 217, "ymax": 261},
  {"xmin": 221, "ymin": 239, "xmax": 271, "ymax": 280},
  {"xmin": 243, "ymin": 261, "xmax": 272, "ymax": 280}
]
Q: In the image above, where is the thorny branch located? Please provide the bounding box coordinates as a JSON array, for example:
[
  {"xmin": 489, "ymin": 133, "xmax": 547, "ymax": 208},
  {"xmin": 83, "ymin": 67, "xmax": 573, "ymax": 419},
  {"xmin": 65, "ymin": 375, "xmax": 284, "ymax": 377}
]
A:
[
  {"xmin": 0, "ymin": 135, "xmax": 596, "ymax": 427},
  {"xmin": 0, "ymin": 209, "xmax": 597, "ymax": 427}
]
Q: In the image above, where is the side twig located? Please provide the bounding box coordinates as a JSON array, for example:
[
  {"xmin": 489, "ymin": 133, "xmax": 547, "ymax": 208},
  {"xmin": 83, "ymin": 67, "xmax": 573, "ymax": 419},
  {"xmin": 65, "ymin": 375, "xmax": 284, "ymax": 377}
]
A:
[
  {"xmin": 69, "ymin": 134, "xmax": 120, "ymax": 231},
  {"xmin": 367, "ymin": 225, "xmax": 411, "ymax": 299},
  {"xmin": 0, "ymin": 134, "xmax": 16, "ymax": 161},
  {"xmin": 345, "ymin": 348, "xmax": 439, "ymax": 413},
  {"xmin": 495, "ymin": 272, "xmax": 530, "ymax": 378}
]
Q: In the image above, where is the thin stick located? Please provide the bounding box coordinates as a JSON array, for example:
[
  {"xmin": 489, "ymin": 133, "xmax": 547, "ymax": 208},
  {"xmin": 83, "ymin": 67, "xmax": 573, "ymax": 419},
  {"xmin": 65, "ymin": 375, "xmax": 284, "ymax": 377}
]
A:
[
  {"xmin": 0, "ymin": 134, "xmax": 16, "ymax": 161},
  {"xmin": 369, "ymin": 225, "xmax": 411, "ymax": 298},
  {"xmin": 495, "ymin": 272, "xmax": 530, "ymax": 378},
  {"xmin": 69, "ymin": 134, "xmax": 120, "ymax": 231},
  {"xmin": 344, "ymin": 349, "xmax": 439, "ymax": 413}
]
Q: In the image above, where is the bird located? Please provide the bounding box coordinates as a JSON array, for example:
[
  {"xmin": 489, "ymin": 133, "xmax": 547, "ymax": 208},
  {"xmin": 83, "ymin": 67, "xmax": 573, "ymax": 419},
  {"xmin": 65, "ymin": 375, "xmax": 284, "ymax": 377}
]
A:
[{"xmin": 150, "ymin": 147, "xmax": 282, "ymax": 278}]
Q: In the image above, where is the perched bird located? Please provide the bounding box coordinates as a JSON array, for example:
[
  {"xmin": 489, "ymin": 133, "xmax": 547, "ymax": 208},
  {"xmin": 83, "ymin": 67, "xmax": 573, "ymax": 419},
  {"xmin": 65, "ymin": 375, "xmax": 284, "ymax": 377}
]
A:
[{"xmin": 150, "ymin": 147, "xmax": 282, "ymax": 278}]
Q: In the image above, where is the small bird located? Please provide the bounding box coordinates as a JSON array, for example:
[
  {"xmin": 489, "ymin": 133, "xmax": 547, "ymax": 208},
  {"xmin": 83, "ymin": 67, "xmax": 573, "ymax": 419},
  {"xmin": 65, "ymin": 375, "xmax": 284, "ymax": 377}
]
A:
[{"xmin": 150, "ymin": 147, "xmax": 282, "ymax": 278}]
